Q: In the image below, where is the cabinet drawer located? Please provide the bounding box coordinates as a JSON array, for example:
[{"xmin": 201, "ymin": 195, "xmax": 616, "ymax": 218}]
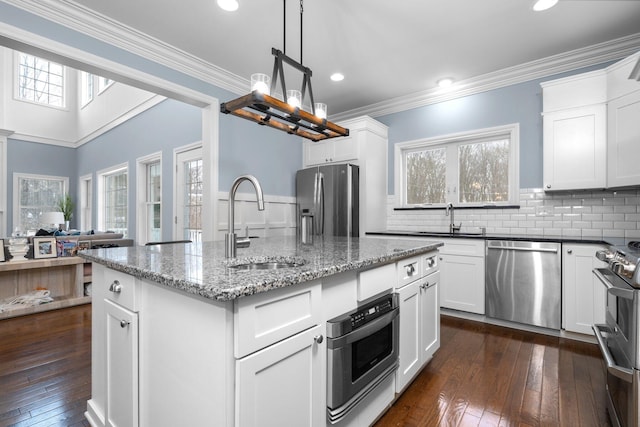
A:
[
  {"xmin": 438, "ymin": 238, "xmax": 485, "ymax": 257},
  {"xmin": 235, "ymin": 281, "xmax": 321, "ymax": 358},
  {"xmin": 358, "ymin": 262, "xmax": 396, "ymax": 302},
  {"xmin": 104, "ymin": 268, "xmax": 138, "ymax": 312},
  {"xmin": 396, "ymin": 256, "xmax": 422, "ymax": 288}
]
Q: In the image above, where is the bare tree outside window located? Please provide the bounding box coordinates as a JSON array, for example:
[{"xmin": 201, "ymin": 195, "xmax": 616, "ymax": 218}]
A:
[
  {"xmin": 183, "ymin": 159, "xmax": 203, "ymax": 242},
  {"xmin": 17, "ymin": 176, "xmax": 66, "ymax": 231},
  {"xmin": 406, "ymin": 148, "xmax": 446, "ymax": 204},
  {"xmin": 459, "ymin": 139, "xmax": 509, "ymax": 203},
  {"xmin": 17, "ymin": 53, "xmax": 64, "ymax": 107}
]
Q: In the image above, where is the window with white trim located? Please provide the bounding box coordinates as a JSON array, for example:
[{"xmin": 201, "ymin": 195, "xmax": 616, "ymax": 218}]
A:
[
  {"xmin": 396, "ymin": 124, "xmax": 519, "ymax": 206},
  {"xmin": 16, "ymin": 52, "xmax": 65, "ymax": 108},
  {"xmin": 97, "ymin": 76, "xmax": 114, "ymax": 94},
  {"xmin": 79, "ymin": 174, "xmax": 92, "ymax": 232},
  {"xmin": 80, "ymin": 71, "xmax": 94, "ymax": 107},
  {"xmin": 13, "ymin": 173, "xmax": 68, "ymax": 232},
  {"xmin": 98, "ymin": 164, "xmax": 128, "ymax": 237},
  {"xmin": 136, "ymin": 154, "xmax": 162, "ymax": 244}
]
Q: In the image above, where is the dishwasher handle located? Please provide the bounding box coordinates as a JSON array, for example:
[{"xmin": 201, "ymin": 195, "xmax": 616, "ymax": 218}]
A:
[
  {"xmin": 486, "ymin": 245, "xmax": 558, "ymax": 254},
  {"xmin": 593, "ymin": 324, "xmax": 634, "ymax": 383}
]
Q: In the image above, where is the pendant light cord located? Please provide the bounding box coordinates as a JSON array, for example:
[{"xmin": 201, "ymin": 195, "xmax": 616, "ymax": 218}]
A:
[
  {"xmin": 282, "ymin": 0, "xmax": 304, "ymax": 65},
  {"xmin": 300, "ymin": 0, "xmax": 303, "ymax": 65}
]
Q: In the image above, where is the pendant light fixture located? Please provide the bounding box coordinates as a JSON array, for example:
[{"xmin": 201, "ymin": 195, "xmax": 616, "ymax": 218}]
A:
[{"xmin": 220, "ymin": 0, "xmax": 349, "ymax": 141}]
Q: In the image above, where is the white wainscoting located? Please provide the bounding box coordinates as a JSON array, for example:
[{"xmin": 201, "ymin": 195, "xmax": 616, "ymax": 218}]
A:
[{"xmin": 216, "ymin": 192, "xmax": 297, "ymax": 240}]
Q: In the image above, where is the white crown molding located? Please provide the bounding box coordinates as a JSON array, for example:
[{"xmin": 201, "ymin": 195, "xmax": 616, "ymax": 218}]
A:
[
  {"xmin": 2, "ymin": 0, "xmax": 248, "ymax": 95},
  {"xmin": 333, "ymin": 32, "xmax": 640, "ymax": 121},
  {"xmin": 9, "ymin": 132, "xmax": 77, "ymax": 148}
]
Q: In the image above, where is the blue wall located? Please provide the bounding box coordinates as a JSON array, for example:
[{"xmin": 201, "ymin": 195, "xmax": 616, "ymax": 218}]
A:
[{"xmin": 377, "ymin": 63, "xmax": 613, "ymax": 195}]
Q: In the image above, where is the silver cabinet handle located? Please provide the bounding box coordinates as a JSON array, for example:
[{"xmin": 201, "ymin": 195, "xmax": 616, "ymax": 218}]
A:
[
  {"xmin": 405, "ymin": 264, "xmax": 416, "ymax": 276},
  {"xmin": 567, "ymin": 249, "xmax": 573, "ymax": 254},
  {"xmin": 109, "ymin": 280, "xmax": 122, "ymax": 294},
  {"xmin": 314, "ymin": 335, "xmax": 323, "ymax": 344},
  {"xmin": 120, "ymin": 319, "xmax": 130, "ymax": 328}
]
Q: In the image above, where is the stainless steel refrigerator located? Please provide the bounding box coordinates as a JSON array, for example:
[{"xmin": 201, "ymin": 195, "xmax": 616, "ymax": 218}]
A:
[{"xmin": 295, "ymin": 164, "xmax": 359, "ymax": 238}]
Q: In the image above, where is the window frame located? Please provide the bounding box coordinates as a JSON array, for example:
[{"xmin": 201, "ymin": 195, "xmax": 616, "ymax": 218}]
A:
[
  {"xmin": 12, "ymin": 172, "xmax": 69, "ymax": 232},
  {"xmin": 14, "ymin": 51, "xmax": 66, "ymax": 109},
  {"xmin": 79, "ymin": 174, "xmax": 93, "ymax": 232},
  {"xmin": 394, "ymin": 124, "xmax": 520, "ymax": 207},
  {"xmin": 136, "ymin": 152, "xmax": 162, "ymax": 245},
  {"xmin": 79, "ymin": 71, "xmax": 94, "ymax": 108},
  {"xmin": 97, "ymin": 162, "xmax": 128, "ymax": 237},
  {"xmin": 97, "ymin": 76, "xmax": 114, "ymax": 94}
]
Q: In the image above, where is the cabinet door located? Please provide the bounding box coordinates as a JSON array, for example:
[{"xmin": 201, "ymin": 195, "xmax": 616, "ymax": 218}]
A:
[
  {"xmin": 332, "ymin": 136, "xmax": 358, "ymax": 163},
  {"xmin": 439, "ymin": 253, "xmax": 485, "ymax": 314},
  {"xmin": 105, "ymin": 299, "xmax": 139, "ymax": 427},
  {"xmin": 421, "ymin": 272, "xmax": 440, "ymax": 362},
  {"xmin": 608, "ymin": 90, "xmax": 640, "ymax": 187},
  {"xmin": 304, "ymin": 141, "xmax": 332, "ymax": 166},
  {"xmin": 236, "ymin": 324, "xmax": 324, "ymax": 427},
  {"xmin": 396, "ymin": 279, "xmax": 421, "ymax": 393},
  {"xmin": 543, "ymin": 105, "xmax": 606, "ymax": 191},
  {"xmin": 563, "ymin": 244, "xmax": 607, "ymax": 335}
]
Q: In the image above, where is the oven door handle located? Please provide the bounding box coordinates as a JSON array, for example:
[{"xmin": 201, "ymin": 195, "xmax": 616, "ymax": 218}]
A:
[
  {"xmin": 592, "ymin": 324, "xmax": 634, "ymax": 383},
  {"xmin": 327, "ymin": 308, "xmax": 398, "ymax": 349},
  {"xmin": 593, "ymin": 268, "xmax": 636, "ymax": 300}
]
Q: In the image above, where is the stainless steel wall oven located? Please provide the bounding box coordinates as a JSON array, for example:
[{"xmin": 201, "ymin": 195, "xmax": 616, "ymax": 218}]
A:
[
  {"xmin": 326, "ymin": 292, "xmax": 399, "ymax": 424},
  {"xmin": 593, "ymin": 242, "xmax": 640, "ymax": 427}
]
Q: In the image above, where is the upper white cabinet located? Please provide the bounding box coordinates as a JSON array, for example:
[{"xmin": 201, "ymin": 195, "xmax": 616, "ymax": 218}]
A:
[
  {"xmin": 541, "ymin": 52, "xmax": 640, "ymax": 190},
  {"xmin": 541, "ymin": 71, "xmax": 607, "ymax": 191},
  {"xmin": 303, "ymin": 116, "xmax": 389, "ymax": 235}
]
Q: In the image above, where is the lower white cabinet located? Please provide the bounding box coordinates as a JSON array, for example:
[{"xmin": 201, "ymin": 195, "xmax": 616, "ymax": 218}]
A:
[
  {"xmin": 396, "ymin": 269, "xmax": 440, "ymax": 393},
  {"xmin": 439, "ymin": 253, "xmax": 484, "ymax": 314},
  {"xmin": 236, "ymin": 324, "xmax": 324, "ymax": 427},
  {"xmin": 563, "ymin": 243, "xmax": 607, "ymax": 335},
  {"xmin": 104, "ymin": 299, "xmax": 139, "ymax": 427}
]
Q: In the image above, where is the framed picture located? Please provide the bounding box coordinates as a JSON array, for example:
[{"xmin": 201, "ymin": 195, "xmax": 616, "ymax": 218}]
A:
[
  {"xmin": 33, "ymin": 237, "xmax": 58, "ymax": 259},
  {"xmin": 0, "ymin": 239, "xmax": 5, "ymax": 262}
]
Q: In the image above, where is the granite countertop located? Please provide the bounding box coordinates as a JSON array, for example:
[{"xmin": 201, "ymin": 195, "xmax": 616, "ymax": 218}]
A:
[
  {"xmin": 78, "ymin": 236, "xmax": 443, "ymax": 302},
  {"xmin": 366, "ymin": 230, "xmax": 624, "ymax": 246}
]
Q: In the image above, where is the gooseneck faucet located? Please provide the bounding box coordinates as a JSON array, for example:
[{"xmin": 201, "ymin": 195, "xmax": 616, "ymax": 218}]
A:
[
  {"xmin": 445, "ymin": 202, "xmax": 462, "ymax": 234},
  {"xmin": 225, "ymin": 175, "xmax": 265, "ymax": 258}
]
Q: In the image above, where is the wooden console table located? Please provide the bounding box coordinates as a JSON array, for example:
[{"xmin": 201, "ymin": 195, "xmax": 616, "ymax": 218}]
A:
[{"xmin": 0, "ymin": 256, "xmax": 91, "ymax": 320}]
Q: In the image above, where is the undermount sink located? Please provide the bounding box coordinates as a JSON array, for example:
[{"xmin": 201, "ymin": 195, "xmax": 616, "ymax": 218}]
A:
[{"xmin": 228, "ymin": 261, "xmax": 305, "ymax": 270}]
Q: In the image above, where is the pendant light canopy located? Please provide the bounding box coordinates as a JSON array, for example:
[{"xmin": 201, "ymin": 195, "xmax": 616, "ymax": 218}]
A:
[{"xmin": 220, "ymin": 0, "xmax": 349, "ymax": 141}]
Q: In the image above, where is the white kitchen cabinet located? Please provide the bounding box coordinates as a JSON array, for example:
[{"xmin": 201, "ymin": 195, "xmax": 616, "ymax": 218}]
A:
[
  {"xmin": 541, "ymin": 70, "xmax": 607, "ymax": 191},
  {"xmin": 563, "ymin": 243, "xmax": 607, "ymax": 335},
  {"xmin": 104, "ymin": 299, "xmax": 139, "ymax": 427},
  {"xmin": 607, "ymin": 89, "xmax": 640, "ymax": 188},
  {"xmin": 236, "ymin": 324, "xmax": 324, "ymax": 427},
  {"xmin": 542, "ymin": 105, "xmax": 607, "ymax": 191},
  {"xmin": 303, "ymin": 116, "xmax": 388, "ymax": 235},
  {"xmin": 438, "ymin": 239, "xmax": 485, "ymax": 314},
  {"xmin": 395, "ymin": 252, "xmax": 440, "ymax": 393}
]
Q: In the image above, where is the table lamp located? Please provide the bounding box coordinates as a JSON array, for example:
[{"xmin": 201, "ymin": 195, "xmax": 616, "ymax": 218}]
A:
[{"xmin": 41, "ymin": 212, "xmax": 65, "ymax": 231}]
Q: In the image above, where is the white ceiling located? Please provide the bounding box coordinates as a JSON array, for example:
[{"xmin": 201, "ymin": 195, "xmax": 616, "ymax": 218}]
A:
[{"xmin": 20, "ymin": 0, "xmax": 640, "ymax": 118}]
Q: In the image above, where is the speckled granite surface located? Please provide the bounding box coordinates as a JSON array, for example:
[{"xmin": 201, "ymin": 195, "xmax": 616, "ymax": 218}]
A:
[{"xmin": 78, "ymin": 236, "xmax": 443, "ymax": 302}]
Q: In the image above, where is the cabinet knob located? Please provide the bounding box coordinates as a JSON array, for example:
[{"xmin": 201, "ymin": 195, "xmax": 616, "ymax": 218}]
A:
[
  {"xmin": 546, "ymin": 184, "xmax": 551, "ymax": 189},
  {"xmin": 109, "ymin": 280, "xmax": 122, "ymax": 294},
  {"xmin": 567, "ymin": 249, "xmax": 573, "ymax": 254},
  {"xmin": 120, "ymin": 319, "xmax": 130, "ymax": 328},
  {"xmin": 406, "ymin": 264, "xmax": 416, "ymax": 276},
  {"xmin": 314, "ymin": 335, "xmax": 324, "ymax": 344},
  {"xmin": 427, "ymin": 257, "xmax": 436, "ymax": 268}
]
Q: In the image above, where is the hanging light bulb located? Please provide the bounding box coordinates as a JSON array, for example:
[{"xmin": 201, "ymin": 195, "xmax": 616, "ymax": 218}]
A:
[{"xmin": 314, "ymin": 103, "xmax": 327, "ymax": 119}]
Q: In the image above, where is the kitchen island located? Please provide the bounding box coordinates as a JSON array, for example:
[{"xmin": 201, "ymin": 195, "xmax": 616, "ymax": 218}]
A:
[{"xmin": 80, "ymin": 236, "xmax": 443, "ymax": 427}]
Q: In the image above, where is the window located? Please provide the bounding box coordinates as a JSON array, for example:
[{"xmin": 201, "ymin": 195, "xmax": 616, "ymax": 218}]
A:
[
  {"xmin": 13, "ymin": 173, "xmax": 68, "ymax": 232},
  {"xmin": 396, "ymin": 124, "xmax": 519, "ymax": 206},
  {"xmin": 16, "ymin": 52, "xmax": 65, "ymax": 107},
  {"xmin": 98, "ymin": 76, "xmax": 114, "ymax": 93},
  {"xmin": 136, "ymin": 154, "xmax": 162, "ymax": 244},
  {"xmin": 80, "ymin": 71, "xmax": 94, "ymax": 107},
  {"xmin": 98, "ymin": 164, "xmax": 128, "ymax": 237},
  {"xmin": 79, "ymin": 174, "xmax": 92, "ymax": 232},
  {"xmin": 175, "ymin": 148, "xmax": 203, "ymax": 242}
]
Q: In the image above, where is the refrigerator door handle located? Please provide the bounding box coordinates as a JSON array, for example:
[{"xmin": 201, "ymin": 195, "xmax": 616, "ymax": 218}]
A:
[{"xmin": 317, "ymin": 172, "xmax": 325, "ymax": 235}]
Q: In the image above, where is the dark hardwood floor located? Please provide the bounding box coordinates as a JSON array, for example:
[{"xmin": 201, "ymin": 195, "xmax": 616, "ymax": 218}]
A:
[
  {"xmin": 375, "ymin": 315, "xmax": 611, "ymax": 427},
  {"xmin": 0, "ymin": 305, "xmax": 91, "ymax": 427},
  {"xmin": 0, "ymin": 306, "xmax": 611, "ymax": 427}
]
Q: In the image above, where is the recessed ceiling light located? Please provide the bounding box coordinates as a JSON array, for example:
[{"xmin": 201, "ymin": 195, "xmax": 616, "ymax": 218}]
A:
[
  {"xmin": 533, "ymin": 0, "xmax": 558, "ymax": 12},
  {"xmin": 437, "ymin": 78, "xmax": 454, "ymax": 88},
  {"xmin": 330, "ymin": 73, "xmax": 345, "ymax": 82},
  {"xmin": 217, "ymin": 0, "xmax": 239, "ymax": 12}
]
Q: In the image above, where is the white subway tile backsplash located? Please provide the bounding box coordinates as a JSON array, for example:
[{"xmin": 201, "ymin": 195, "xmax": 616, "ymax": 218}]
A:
[{"xmin": 386, "ymin": 188, "xmax": 640, "ymax": 238}]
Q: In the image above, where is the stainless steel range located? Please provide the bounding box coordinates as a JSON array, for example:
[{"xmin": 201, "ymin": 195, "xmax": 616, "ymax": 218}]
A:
[{"xmin": 593, "ymin": 242, "xmax": 640, "ymax": 427}]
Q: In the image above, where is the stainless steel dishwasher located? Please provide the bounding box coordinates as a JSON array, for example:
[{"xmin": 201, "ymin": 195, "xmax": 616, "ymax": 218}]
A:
[{"xmin": 485, "ymin": 240, "xmax": 561, "ymax": 330}]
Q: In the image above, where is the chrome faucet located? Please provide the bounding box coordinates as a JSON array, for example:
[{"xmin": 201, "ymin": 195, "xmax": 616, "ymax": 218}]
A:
[
  {"xmin": 445, "ymin": 202, "xmax": 462, "ymax": 234},
  {"xmin": 225, "ymin": 175, "xmax": 265, "ymax": 258}
]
